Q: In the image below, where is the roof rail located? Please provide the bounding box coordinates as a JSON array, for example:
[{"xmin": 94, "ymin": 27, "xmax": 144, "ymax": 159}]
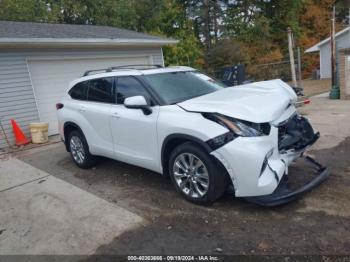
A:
[
  {"xmin": 83, "ymin": 68, "xmax": 112, "ymax": 76},
  {"xmin": 83, "ymin": 64, "xmax": 163, "ymax": 76},
  {"xmin": 110, "ymin": 64, "xmax": 163, "ymax": 70}
]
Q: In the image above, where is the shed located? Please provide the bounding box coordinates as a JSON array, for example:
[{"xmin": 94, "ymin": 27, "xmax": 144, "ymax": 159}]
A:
[
  {"xmin": 305, "ymin": 27, "xmax": 350, "ymax": 79},
  {"xmin": 0, "ymin": 21, "xmax": 177, "ymax": 148}
]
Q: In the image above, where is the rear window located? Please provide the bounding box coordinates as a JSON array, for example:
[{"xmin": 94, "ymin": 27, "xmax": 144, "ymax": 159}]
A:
[{"xmin": 69, "ymin": 81, "xmax": 88, "ymax": 100}]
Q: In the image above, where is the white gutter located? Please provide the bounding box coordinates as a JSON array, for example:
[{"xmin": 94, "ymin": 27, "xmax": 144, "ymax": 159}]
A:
[
  {"xmin": 305, "ymin": 45, "xmax": 320, "ymax": 53},
  {"xmin": 0, "ymin": 37, "xmax": 178, "ymax": 47},
  {"xmin": 305, "ymin": 27, "xmax": 350, "ymax": 53}
]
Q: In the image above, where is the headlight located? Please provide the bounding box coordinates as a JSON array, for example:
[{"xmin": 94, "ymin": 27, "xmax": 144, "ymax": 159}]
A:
[
  {"xmin": 206, "ymin": 132, "xmax": 236, "ymax": 150},
  {"xmin": 203, "ymin": 113, "xmax": 270, "ymax": 137}
]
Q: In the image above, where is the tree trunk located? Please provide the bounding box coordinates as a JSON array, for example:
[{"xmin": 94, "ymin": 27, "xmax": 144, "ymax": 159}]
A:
[{"xmin": 203, "ymin": 0, "xmax": 211, "ymax": 50}]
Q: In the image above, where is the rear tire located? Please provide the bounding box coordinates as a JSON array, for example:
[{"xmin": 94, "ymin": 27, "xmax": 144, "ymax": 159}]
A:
[
  {"xmin": 168, "ymin": 142, "xmax": 228, "ymax": 205},
  {"xmin": 68, "ymin": 130, "xmax": 97, "ymax": 169}
]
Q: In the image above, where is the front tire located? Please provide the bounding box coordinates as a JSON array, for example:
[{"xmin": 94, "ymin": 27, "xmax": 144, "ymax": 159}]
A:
[
  {"xmin": 68, "ymin": 130, "xmax": 97, "ymax": 169},
  {"xmin": 168, "ymin": 142, "xmax": 228, "ymax": 205}
]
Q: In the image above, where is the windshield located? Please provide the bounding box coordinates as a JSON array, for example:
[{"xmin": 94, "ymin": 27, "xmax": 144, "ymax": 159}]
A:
[{"xmin": 144, "ymin": 71, "xmax": 226, "ymax": 104}]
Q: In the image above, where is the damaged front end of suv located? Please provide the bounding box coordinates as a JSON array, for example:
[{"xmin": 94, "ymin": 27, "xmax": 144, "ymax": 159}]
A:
[
  {"xmin": 209, "ymin": 112, "xmax": 330, "ymax": 207},
  {"xmin": 179, "ymin": 79, "xmax": 330, "ymax": 206},
  {"xmin": 244, "ymin": 113, "xmax": 329, "ymax": 206}
]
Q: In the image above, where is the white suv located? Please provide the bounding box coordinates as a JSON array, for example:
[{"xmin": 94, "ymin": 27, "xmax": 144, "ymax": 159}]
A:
[{"xmin": 57, "ymin": 66, "xmax": 329, "ymax": 206}]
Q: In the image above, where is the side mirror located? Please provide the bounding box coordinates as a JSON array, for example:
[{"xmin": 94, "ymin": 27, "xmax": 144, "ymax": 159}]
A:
[{"xmin": 124, "ymin": 96, "xmax": 152, "ymax": 115}]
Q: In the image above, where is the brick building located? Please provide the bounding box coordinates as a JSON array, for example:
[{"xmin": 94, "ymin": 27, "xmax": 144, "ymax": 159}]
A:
[{"xmin": 339, "ymin": 48, "xmax": 350, "ymax": 100}]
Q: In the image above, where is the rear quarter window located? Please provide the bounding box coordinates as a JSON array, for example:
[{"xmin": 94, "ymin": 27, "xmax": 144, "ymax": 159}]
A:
[
  {"xmin": 69, "ymin": 81, "xmax": 88, "ymax": 100},
  {"xmin": 87, "ymin": 77, "xmax": 114, "ymax": 103}
]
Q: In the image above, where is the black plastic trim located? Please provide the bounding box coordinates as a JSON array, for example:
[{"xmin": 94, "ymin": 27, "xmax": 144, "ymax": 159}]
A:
[
  {"xmin": 278, "ymin": 115, "xmax": 317, "ymax": 151},
  {"xmin": 83, "ymin": 64, "xmax": 163, "ymax": 76},
  {"xmin": 63, "ymin": 122, "xmax": 85, "ymax": 152},
  {"xmin": 136, "ymin": 76, "xmax": 167, "ymax": 106},
  {"xmin": 124, "ymin": 104, "xmax": 153, "ymax": 115},
  {"xmin": 244, "ymin": 156, "xmax": 330, "ymax": 207},
  {"xmin": 205, "ymin": 132, "xmax": 236, "ymax": 150},
  {"xmin": 115, "ymin": 76, "xmax": 161, "ymax": 106},
  {"xmin": 161, "ymin": 134, "xmax": 212, "ymax": 172}
]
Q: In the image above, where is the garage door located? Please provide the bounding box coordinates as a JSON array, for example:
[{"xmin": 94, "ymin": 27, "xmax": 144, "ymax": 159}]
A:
[{"xmin": 28, "ymin": 56, "xmax": 150, "ymax": 135}]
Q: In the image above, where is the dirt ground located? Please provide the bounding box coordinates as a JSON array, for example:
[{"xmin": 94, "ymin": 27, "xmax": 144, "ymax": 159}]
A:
[
  {"xmin": 301, "ymin": 79, "xmax": 331, "ymax": 97},
  {"xmin": 16, "ymin": 136, "xmax": 350, "ymax": 256},
  {"xmin": 4, "ymin": 94, "xmax": 347, "ymax": 257}
]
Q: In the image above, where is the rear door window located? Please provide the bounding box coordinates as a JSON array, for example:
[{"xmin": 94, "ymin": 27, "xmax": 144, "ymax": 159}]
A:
[
  {"xmin": 87, "ymin": 77, "xmax": 114, "ymax": 103},
  {"xmin": 69, "ymin": 81, "xmax": 88, "ymax": 100}
]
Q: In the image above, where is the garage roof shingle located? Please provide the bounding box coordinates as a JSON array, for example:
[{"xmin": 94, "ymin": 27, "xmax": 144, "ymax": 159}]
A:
[
  {"xmin": 0, "ymin": 20, "xmax": 171, "ymax": 40},
  {"xmin": 0, "ymin": 20, "xmax": 177, "ymax": 47}
]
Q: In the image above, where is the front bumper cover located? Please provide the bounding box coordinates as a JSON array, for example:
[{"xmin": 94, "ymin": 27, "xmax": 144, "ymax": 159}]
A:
[{"xmin": 244, "ymin": 155, "xmax": 330, "ymax": 207}]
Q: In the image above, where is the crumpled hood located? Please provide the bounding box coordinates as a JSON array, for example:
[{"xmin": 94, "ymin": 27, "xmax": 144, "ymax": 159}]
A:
[{"xmin": 178, "ymin": 79, "xmax": 297, "ymax": 123}]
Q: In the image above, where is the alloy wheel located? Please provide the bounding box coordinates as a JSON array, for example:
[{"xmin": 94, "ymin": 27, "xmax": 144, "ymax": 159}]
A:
[
  {"xmin": 70, "ymin": 135, "xmax": 85, "ymax": 164},
  {"xmin": 173, "ymin": 153, "xmax": 209, "ymax": 198}
]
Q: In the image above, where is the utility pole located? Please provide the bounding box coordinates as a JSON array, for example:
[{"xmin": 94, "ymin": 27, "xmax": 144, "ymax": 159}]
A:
[
  {"xmin": 329, "ymin": 5, "xmax": 340, "ymax": 99},
  {"xmin": 331, "ymin": 6, "xmax": 336, "ymax": 88},
  {"xmin": 297, "ymin": 47, "xmax": 303, "ymax": 89},
  {"xmin": 287, "ymin": 27, "xmax": 297, "ymax": 87}
]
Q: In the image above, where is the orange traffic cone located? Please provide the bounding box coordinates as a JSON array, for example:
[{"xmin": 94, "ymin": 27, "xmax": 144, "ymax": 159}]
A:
[{"xmin": 11, "ymin": 119, "xmax": 30, "ymax": 146}]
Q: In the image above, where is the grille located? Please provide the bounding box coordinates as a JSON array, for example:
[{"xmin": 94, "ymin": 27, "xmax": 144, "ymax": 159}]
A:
[
  {"xmin": 278, "ymin": 122, "xmax": 288, "ymax": 143},
  {"xmin": 277, "ymin": 114, "xmax": 315, "ymax": 151}
]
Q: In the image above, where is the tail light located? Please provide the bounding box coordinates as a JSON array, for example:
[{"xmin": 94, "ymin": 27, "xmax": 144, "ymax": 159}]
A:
[
  {"xmin": 56, "ymin": 103, "xmax": 64, "ymax": 110},
  {"xmin": 304, "ymin": 99, "xmax": 311, "ymax": 105},
  {"xmin": 295, "ymin": 99, "xmax": 311, "ymax": 107}
]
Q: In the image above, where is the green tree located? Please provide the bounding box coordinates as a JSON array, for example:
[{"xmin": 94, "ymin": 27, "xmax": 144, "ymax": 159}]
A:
[
  {"xmin": 83, "ymin": 0, "xmax": 137, "ymax": 29},
  {"xmin": 205, "ymin": 39, "xmax": 247, "ymax": 74},
  {"xmin": 0, "ymin": 0, "xmax": 202, "ymax": 68},
  {"xmin": 145, "ymin": 0, "xmax": 203, "ymax": 67},
  {"xmin": 0, "ymin": 0, "xmax": 48, "ymax": 22},
  {"xmin": 336, "ymin": 0, "xmax": 350, "ymax": 24},
  {"xmin": 184, "ymin": 0, "xmax": 226, "ymax": 50}
]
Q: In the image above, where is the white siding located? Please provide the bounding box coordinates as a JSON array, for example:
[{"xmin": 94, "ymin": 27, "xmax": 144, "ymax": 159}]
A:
[
  {"xmin": 29, "ymin": 56, "xmax": 151, "ymax": 135},
  {"xmin": 346, "ymin": 56, "xmax": 350, "ymax": 95},
  {"xmin": 0, "ymin": 55, "xmax": 38, "ymax": 149},
  {"xmin": 0, "ymin": 47, "xmax": 164, "ymax": 148},
  {"xmin": 319, "ymin": 30, "xmax": 350, "ymax": 79},
  {"xmin": 320, "ymin": 44, "xmax": 331, "ymax": 79}
]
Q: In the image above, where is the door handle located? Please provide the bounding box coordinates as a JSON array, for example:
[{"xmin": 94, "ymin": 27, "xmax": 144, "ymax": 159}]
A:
[
  {"xmin": 111, "ymin": 112, "xmax": 121, "ymax": 118},
  {"xmin": 79, "ymin": 106, "xmax": 86, "ymax": 112}
]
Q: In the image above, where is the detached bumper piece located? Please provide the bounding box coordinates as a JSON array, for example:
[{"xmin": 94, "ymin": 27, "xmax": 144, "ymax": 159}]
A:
[{"xmin": 245, "ymin": 156, "xmax": 330, "ymax": 207}]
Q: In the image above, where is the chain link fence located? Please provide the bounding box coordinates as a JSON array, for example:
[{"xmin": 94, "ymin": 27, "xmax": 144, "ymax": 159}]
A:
[
  {"xmin": 211, "ymin": 60, "xmax": 302, "ymax": 84},
  {"xmin": 248, "ymin": 61, "xmax": 293, "ymax": 82}
]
